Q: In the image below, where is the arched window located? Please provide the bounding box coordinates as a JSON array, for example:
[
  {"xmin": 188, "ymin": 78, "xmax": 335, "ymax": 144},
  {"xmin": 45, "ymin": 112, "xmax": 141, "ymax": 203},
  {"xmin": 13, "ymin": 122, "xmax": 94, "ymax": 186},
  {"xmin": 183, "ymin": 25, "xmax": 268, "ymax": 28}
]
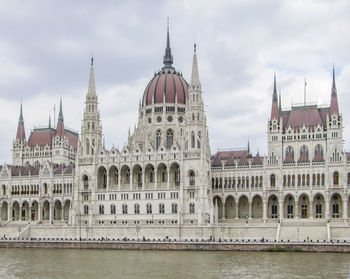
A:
[
  {"xmin": 172, "ymin": 203, "xmax": 178, "ymax": 214},
  {"xmin": 83, "ymin": 176, "xmax": 89, "ymax": 190},
  {"xmin": 197, "ymin": 131, "xmax": 201, "ymax": 148},
  {"xmin": 134, "ymin": 204, "xmax": 140, "ymax": 214},
  {"xmin": 192, "ymin": 113, "xmax": 195, "ymax": 121},
  {"xmin": 86, "ymin": 140, "xmax": 89, "ymax": 155},
  {"xmin": 87, "ymin": 122, "xmax": 90, "ymax": 130},
  {"xmin": 270, "ymin": 174, "xmax": 276, "ymax": 187},
  {"xmin": 110, "ymin": 204, "xmax": 116, "ymax": 214},
  {"xmin": 175, "ymin": 165, "xmax": 180, "ymax": 186},
  {"xmin": 99, "ymin": 205, "xmax": 104, "ymax": 215},
  {"xmin": 189, "ymin": 170, "xmax": 195, "ymax": 186},
  {"xmin": 333, "ymin": 171, "xmax": 339, "ymax": 185},
  {"xmin": 189, "ymin": 203, "xmax": 195, "ymax": 214},
  {"xmin": 122, "ymin": 204, "xmax": 128, "ymax": 214},
  {"xmin": 159, "ymin": 203, "xmax": 165, "ymax": 214},
  {"xmin": 91, "ymin": 139, "xmax": 95, "ymax": 155},
  {"xmin": 191, "ymin": 131, "xmax": 195, "ymax": 148},
  {"xmin": 162, "ymin": 167, "xmax": 167, "ymax": 183},
  {"xmin": 147, "ymin": 203, "xmax": 152, "ymax": 214},
  {"xmin": 126, "ymin": 169, "xmax": 130, "ymax": 184},
  {"xmin": 150, "ymin": 167, "xmax": 154, "ymax": 183},
  {"xmin": 156, "ymin": 130, "xmax": 161, "ymax": 150},
  {"xmin": 300, "ymin": 145, "xmax": 308, "ymax": 157},
  {"xmin": 166, "ymin": 129, "xmax": 173, "ymax": 149},
  {"xmin": 84, "ymin": 205, "xmax": 89, "ymax": 215},
  {"xmin": 315, "ymin": 144, "xmax": 323, "ymax": 156},
  {"xmin": 92, "ymin": 122, "xmax": 95, "ymax": 130},
  {"xmin": 286, "ymin": 146, "xmax": 294, "ymax": 158}
]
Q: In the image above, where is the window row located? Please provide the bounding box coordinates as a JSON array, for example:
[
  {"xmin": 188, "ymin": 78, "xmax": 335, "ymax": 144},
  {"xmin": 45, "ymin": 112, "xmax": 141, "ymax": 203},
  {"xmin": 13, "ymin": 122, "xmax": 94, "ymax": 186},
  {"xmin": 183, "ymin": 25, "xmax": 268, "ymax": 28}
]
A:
[{"xmin": 212, "ymin": 176, "xmax": 263, "ymax": 189}]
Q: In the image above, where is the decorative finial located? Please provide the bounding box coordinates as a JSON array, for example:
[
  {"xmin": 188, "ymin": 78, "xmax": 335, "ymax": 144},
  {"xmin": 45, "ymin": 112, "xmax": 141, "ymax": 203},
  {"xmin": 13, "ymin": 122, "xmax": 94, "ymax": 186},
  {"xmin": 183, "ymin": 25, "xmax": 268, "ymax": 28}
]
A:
[
  {"xmin": 91, "ymin": 56, "xmax": 94, "ymax": 66},
  {"xmin": 163, "ymin": 17, "xmax": 173, "ymax": 68},
  {"xmin": 194, "ymin": 43, "xmax": 196, "ymax": 53}
]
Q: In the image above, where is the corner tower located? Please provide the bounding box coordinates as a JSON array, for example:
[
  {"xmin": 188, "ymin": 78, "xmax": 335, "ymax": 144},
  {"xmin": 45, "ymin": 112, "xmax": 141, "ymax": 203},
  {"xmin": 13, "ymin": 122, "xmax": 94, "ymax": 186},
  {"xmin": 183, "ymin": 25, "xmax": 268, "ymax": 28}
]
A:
[{"xmin": 12, "ymin": 102, "xmax": 27, "ymax": 165}]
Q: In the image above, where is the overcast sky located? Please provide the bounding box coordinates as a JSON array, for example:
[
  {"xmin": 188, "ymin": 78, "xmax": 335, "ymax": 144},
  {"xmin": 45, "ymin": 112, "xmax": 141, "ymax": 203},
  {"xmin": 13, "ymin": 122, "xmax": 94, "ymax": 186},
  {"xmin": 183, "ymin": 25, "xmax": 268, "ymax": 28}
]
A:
[{"xmin": 0, "ymin": 0, "xmax": 350, "ymax": 163}]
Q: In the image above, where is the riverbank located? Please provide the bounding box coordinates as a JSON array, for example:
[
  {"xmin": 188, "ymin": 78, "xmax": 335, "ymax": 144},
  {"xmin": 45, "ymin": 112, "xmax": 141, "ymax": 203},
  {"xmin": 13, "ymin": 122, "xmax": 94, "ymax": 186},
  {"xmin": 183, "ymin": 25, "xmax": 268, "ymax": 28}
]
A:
[{"xmin": 1, "ymin": 239, "xmax": 350, "ymax": 253}]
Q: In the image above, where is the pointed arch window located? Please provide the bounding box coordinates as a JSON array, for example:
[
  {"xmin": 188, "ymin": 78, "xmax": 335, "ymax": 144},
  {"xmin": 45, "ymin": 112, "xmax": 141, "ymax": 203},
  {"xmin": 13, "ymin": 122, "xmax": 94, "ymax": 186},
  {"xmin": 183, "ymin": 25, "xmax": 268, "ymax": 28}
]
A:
[
  {"xmin": 83, "ymin": 175, "xmax": 89, "ymax": 190},
  {"xmin": 270, "ymin": 174, "xmax": 276, "ymax": 187},
  {"xmin": 191, "ymin": 131, "xmax": 195, "ymax": 148},
  {"xmin": 156, "ymin": 130, "xmax": 161, "ymax": 150},
  {"xmin": 166, "ymin": 129, "xmax": 173, "ymax": 149},
  {"xmin": 134, "ymin": 203, "xmax": 140, "ymax": 214},
  {"xmin": 189, "ymin": 170, "xmax": 195, "ymax": 186},
  {"xmin": 333, "ymin": 171, "xmax": 339, "ymax": 185}
]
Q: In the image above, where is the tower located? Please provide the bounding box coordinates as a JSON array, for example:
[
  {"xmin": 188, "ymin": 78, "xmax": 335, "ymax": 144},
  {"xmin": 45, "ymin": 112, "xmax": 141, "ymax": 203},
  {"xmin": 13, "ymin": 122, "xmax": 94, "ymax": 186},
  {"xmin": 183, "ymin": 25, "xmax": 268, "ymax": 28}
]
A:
[
  {"xmin": 267, "ymin": 74, "xmax": 282, "ymax": 166},
  {"xmin": 12, "ymin": 101, "xmax": 26, "ymax": 165},
  {"xmin": 183, "ymin": 44, "xmax": 213, "ymax": 224}
]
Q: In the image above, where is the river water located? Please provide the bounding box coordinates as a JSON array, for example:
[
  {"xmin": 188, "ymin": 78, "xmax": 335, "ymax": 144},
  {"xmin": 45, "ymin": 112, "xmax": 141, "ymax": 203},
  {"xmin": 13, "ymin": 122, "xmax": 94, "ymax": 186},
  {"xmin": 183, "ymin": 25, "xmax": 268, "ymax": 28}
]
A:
[{"xmin": 0, "ymin": 248, "xmax": 349, "ymax": 278}]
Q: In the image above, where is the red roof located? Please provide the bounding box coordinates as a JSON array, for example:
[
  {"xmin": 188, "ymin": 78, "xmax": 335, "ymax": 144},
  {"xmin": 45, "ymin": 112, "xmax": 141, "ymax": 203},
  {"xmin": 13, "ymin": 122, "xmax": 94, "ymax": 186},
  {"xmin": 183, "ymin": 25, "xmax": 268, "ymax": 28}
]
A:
[
  {"xmin": 213, "ymin": 150, "xmax": 249, "ymax": 160},
  {"xmin": 283, "ymin": 152, "xmax": 294, "ymax": 164},
  {"xmin": 27, "ymin": 128, "xmax": 78, "ymax": 149},
  {"xmin": 16, "ymin": 124, "xmax": 26, "ymax": 141},
  {"xmin": 252, "ymin": 153, "xmax": 263, "ymax": 165},
  {"xmin": 298, "ymin": 151, "xmax": 309, "ymax": 163},
  {"xmin": 142, "ymin": 69, "xmax": 189, "ymax": 107},
  {"xmin": 281, "ymin": 106, "xmax": 330, "ymax": 132},
  {"xmin": 225, "ymin": 156, "xmax": 235, "ymax": 166},
  {"xmin": 313, "ymin": 150, "xmax": 324, "ymax": 162},
  {"xmin": 212, "ymin": 156, "xmax": 222, "ymax": 167}
]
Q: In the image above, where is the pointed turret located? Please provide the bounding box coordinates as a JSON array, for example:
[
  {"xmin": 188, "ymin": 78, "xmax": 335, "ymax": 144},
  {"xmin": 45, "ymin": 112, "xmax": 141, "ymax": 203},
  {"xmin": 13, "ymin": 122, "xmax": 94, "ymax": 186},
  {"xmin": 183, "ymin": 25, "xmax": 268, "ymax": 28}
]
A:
[
  {"xmin": 48, "ymin": 115, "xmax": 51, "ymax": 129},
  {"xmin": 190, "ymin": 43, "xmax": 201, "ymax": 89},
  {"xmin": 270, "ymin": 73, "xmax": 279, "ymax": 120},
  {"xmin": 278, "ymin": 91, "xmax": 282, "ymax": 111},
  {"xmin": 330, "ymin": 66, "xmax": 339, "ymax": 115},
  {"xmin": 162, "ymin": 20, "xmax": 173, "ymax": 68},
  {"xmin": 16, "ymin": 101, "xmax": 26, "ymax": 141},
  {"xmin": 88, "ymin": 57, "xmax": 96, "ymax": 96},
  {"xmin": 56, "ymin": 97, "xmax": 65, "ymax": 137}
]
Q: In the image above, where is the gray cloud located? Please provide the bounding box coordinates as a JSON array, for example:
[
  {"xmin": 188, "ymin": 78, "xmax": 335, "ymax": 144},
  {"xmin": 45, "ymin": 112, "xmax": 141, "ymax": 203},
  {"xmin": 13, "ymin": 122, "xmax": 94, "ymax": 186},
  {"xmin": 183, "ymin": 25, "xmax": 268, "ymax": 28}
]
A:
[{"xmin": 0, "ymin": 0, "xmax": 350, "ymax": 162}]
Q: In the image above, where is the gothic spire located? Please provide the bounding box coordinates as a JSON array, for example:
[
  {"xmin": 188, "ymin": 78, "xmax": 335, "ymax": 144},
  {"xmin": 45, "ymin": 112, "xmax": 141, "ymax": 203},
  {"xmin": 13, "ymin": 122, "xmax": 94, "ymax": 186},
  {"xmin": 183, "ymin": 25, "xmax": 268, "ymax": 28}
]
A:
[
  {"xmin": 270, "ymin": 73, "xmax": 279, "ymax": 120},
  {"xmin": 163, "ymin": 18, "xmax": 173, "ymax": 68},
  {"xmin": 58, "ymin": 97, "xmax": 63, "ymax": 122},
  {"xmin": 279, "ymin": 90, "xmax": 282, "ymax": 111},
  {"xmin": 330, "ymin": 66, "xmax": 339, "ymax": 115},
  {"xmin": 88, "ymin": 56, "xmax": 96, "ymax": 96},
  {"xmin": 272, "ymin": 72, "xmax": 277, "ymax": 102},
  {"xmin": 16, "ymin": 101, "xmax": 26, "ymax": 141},
  {"xmin": 190, "ymin": 43, "xmax": 201, "ymax": 88},
  {"xmin": 48, "ymin": 115, "xmax": 51, "ymax": 129}
]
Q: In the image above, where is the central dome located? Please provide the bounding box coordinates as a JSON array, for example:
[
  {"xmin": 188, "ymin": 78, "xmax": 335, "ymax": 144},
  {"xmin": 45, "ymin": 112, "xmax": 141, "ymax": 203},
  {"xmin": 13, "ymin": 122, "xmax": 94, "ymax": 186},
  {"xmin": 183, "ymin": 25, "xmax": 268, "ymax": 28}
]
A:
[{"xmin": 142, "ymin": 27, "xmax": 188, "ymax": 107}]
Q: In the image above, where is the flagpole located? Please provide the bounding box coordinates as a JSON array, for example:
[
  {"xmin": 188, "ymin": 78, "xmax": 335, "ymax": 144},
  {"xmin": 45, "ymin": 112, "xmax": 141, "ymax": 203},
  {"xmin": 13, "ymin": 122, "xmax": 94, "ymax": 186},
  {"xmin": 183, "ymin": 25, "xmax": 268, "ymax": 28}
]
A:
[
  {"xmin": 53, "ymin": 104, "xmax": 56, "ymax": 129},
  {"xmin": 304, "ymin": 79, "xmax": 307, "ymax": 106}
]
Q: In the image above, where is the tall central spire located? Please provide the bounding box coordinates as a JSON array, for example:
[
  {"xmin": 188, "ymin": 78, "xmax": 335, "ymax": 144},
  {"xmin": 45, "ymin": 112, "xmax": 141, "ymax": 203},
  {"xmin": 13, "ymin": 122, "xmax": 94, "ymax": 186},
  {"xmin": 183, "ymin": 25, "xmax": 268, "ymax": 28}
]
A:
[
  {"xmin": 58, "ymin": 97, "xmax": 63, "ymax": 122},
  {"xmin": 272, "ymin": 73, "xmax": 277, "ymax": 102},
  {"xmin": 190, "ymin": 43, "xmax": 201, "ymax": 88},
  {"xmin": 163, "ymin": 18, "xmax": 173, "ymax": 68},
  {"xmin": 88, "ymin": 57, "xmax": 96, "ymax": 96}
]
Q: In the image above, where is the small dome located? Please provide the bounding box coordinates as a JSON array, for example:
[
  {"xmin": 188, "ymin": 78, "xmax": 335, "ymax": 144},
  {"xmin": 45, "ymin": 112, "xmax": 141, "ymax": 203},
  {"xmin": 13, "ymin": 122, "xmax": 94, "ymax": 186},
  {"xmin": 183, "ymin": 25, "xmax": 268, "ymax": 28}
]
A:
[{"xmin": 142, "ymin": 69, "xmax": 188, "ymax": 107}]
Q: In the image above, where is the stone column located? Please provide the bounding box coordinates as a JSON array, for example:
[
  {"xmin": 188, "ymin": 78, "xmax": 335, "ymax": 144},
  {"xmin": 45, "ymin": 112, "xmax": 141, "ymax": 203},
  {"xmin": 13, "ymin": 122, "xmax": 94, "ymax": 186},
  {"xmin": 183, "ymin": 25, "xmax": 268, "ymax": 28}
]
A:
[
  {"xmin": 118, "ymin": 171, "xmax": 121, "ymax": 191},
  {"xmin": 309, "ymin": 198, "xmax": 313, "ymax": 219},
  {"xmin": 7, "ymin": 205, "xmax": 10, "ymax": 222},
  {"xmin": 325, "ymin": 196, "xmax": 330, "ymax": 220},
  {"xmin": 106, "ymin": 172, "xmax": 110, "ymax": 190},
  {"xmin": 49, "ymin": 204, "xmax": 52, "ymax": 223},
  {"xmin": 167, "ymin": 168, "xmax": 170, "ymax": 189},
  {"xmin": 38, "ymin": 203, "xmax": 41, "ymax": 221},
  {"xmin": 343, "ymin": 197, "xmax": 347, "ymax": 219},
  {"xmin": 235, "ymin": 202, "xmax": 239, "ymax": 220},
  {"xmin": 295, "ymin": 202, "xmax": 299, "ymax": 219},
  {"xmin": 222, "ymin": 202, "xmax": 225, "ymax": 220},
  {"xmin": 249, "ymin": 201, "xmax": 252, "ymax": 219},
  {"xmin": 130, "ymin": 169, "xmax": 133, "ymax": 191},
  {"xmin": 155, "ymin": 170, "xmax": 158, "ymax": 189},
  {"xmin": 279, "ymin": 201, "xmax": 283, "ymax": 221},
  {"xmin": 263, "ymin": 200, "xmax": 267, "ymax": 221},
  {"xmin": 142, "ymin": 169, "xmax": 145, "ymax": 190}
]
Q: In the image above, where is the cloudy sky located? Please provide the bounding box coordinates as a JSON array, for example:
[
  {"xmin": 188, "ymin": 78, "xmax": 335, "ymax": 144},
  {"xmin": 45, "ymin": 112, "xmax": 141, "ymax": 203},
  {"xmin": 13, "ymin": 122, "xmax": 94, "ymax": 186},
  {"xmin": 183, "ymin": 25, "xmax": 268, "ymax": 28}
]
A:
[{"xmin": 0, "ymin": 0, "xmax": 350, "ymax": 163}]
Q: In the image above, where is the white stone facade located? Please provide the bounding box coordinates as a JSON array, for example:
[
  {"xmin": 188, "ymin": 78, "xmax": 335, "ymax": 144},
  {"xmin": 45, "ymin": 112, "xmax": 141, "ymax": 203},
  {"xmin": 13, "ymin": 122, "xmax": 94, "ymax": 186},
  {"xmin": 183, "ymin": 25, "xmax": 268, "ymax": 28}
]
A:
[{"xmin": 0, "ymin": 31, "xmax": 349, "ymax": 241}]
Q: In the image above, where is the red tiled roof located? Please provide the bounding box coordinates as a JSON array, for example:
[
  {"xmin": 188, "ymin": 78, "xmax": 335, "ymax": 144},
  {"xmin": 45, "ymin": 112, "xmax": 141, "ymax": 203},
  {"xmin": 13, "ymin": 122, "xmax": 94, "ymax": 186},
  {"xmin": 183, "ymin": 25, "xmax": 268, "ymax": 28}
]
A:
[
  {"xmin": 283, "ymin": 152, "xmax": 295, "ymax": 164},
  {"xmin": 298, "ymin": 151, "xmax": 309, "ymax": 163},
  {"xmin": 28, "ymin": 129, "xmax": 55, "ymax": 147},
  {"xmin": 16, "ymin": 124, "xmax": 26, "ymax": 141},
  {"xmin": 252, "ymin": 153, "xmax": 263, "ymax": 165},
  {"xmin": 313, "ymin": 150, "xmax": 325, "ymax": 162},
  {"xmin": 213, "ymin": 150, "xmax": 249, "ymax": 160},
  {"xmin": 330, "ymin": 94, "xmax": 339, "ymax": 115},
  {"xmin": 225, "ymin": 156, "xmax": 235, "ymax": 166},
  {"xmin": 65, "ymin": 130, "xmax": 79, "ymax": 149},
  {"xmin": 281, "ymin": 106, "xmax": 330, "ymax": 131},
  {"xmin": 212, "ymin": 156, "xmax": 222, "ymax": 167}
]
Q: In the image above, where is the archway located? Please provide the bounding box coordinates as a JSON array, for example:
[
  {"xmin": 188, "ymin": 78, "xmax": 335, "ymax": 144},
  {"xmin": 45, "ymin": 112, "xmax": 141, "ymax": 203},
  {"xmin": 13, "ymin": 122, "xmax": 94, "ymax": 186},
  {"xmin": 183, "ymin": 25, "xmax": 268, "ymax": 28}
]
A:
[
  {"xmin": 238, "ymin": 195, "xmax": 249, "ymax": 219},
  {"xmin": 42, "ymin": 201, "xmax": 50, "ymax": 221},
  {"xmin": 97, "ymin": 166, "xmax": 107, "ymax": 189},
  {"xmin": 252, "ymin": 195, "xmax": 263, "ymax": 218},
  {"xmin": 225, "ymin": 196, "xmax": 236, "ymax": 219},
  {"xmin": 330, "ymin": 193, "xmax": 342, "ymax": 219},
  {"xmin": 21, "ymin": 201, "xmax": 29, "ymax": 221},
  {"xmin": 157, "ymin": 163, "xmax": 167, "ymax": 188},
  {"xmin": 63, "ymin": 200, "xmax": 71, "ymax": 221},
  {"xmin": 268, "ymin": 195, "xmax": 278, "ymax": 219},
  {"xmin": 12, "ymin": 201, "xmax": 19, "ymax": 221},
  {"xmin": 298, "ymin": 194, "xmax": 310, "ymax": 218},
  {"xmin": 169, "ymin": 162, "xmax": 180, "ymax": 188},
  {"xmin": 144, "ymin": 164, "xmax": 155, "ymax": 189},
  {"xmin": 313, "ymin": 194, "xmax": 325, "ymax": 219},
  {"xmin": 132, "ymin": 164, "xmax": 142, "ymax": 189},
  {"xmin": 31, "ymin": 201, "xmax": 38, "ymax": 221},
  {"xmin": 53, "ymin": 200, "xmax": 62, "ymax": 220},
  {"xmin": 108, "ymin": 166, "xmax": 118, "ymax": 189},
  {"xmin": 120, "ymin": 165, "xmax": 131, "ymax": 190},
  {"xmin": 284, "ymin": 194, "xmax": 295, "ymax": 219},
  {"xmin": 1, "ymin": 202, "xmax": 8, "ymax": 221},
  {"xmin": 213, "ymin": 196, "xmax": 223, "ymax": 221}
]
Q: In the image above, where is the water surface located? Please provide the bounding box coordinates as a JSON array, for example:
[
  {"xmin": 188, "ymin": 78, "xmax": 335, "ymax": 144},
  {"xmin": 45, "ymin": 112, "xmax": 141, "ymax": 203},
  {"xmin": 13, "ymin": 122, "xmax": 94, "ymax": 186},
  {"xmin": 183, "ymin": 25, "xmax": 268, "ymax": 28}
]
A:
[{"xmin": 0, "ymin": 248, "xmax": 349, "ymax": 278}]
